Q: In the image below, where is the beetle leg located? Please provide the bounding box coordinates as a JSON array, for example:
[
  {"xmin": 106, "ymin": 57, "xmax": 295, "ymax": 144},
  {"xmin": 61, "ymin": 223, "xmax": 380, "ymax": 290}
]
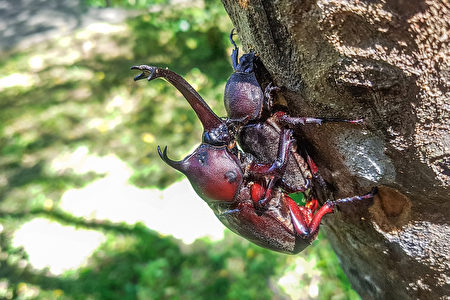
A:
[
  {"xmin": 250, "ymin": 182, "xmax": 266, "ymax": 203},
  {"xmin": 248, "ymin": 129, "xmax": 293, "ymax": 210},
  {"xmin": 305, "ymin": 198, "xmax": 319, "ymax": 212},
  {"xmin": 289, "ymin": 189, "xmax": 377, "ymax": 238},
  {"xmin": 229, "ymin": 28, "xmax": 239, "ymax": 71},
  {"xmin": 302, "ymin": 201, "xmax": 334, "ymax": 238},
  {"xmin": 248, "ymin": 128, "xmax": 293, "ymax": 176},
  {"xmin": 219, "ymin": 208, "xmax": 241, "ymax": 217},
  {"xmin": 304, "ymin": 150, "xmax": 334, "ymax": 201},
  {"xmin": 305, "ymin": 152, "xmax": 319, "ymax": 175},
  {"xmin": 273, "ymin": 111, "xmax": 364, "ymax": 126},
  {"xmin": 246, "ymin": 129, "xmax": 294, "ymax": 212},
  {"xmin": 263, "ymin": 82, "xmax": 280, "ymax": 113},
  {"xmin": 286, "ymin": 195, "xmax": 310, "ymax": 236},
  {"xmin": 279, "ymin": 178, "xmax": 311, "ymax": 193},
  {"xmin": 307, "ymin": 189, "xmax": 377, "ymax": 234},
  {"xmin": 256, "ymin": 176, "xmax": 276, "ymax": 209},
  {"xmin": 333, "ymin": 187, "xmax": 378, "ymax": 206}
]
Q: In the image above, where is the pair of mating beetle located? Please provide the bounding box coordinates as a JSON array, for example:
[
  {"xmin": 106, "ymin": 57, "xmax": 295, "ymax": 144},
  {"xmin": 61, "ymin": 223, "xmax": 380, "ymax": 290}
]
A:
[{"xmin": 132, "ymin": 30, "xmax": 376, "ymax": 254}]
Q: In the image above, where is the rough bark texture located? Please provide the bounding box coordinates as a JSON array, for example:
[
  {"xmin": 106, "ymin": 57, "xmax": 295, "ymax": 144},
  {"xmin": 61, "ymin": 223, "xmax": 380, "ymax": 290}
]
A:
[{"xmin": 221, "ymin": 0, "xmax": 449, "ymax": 299}]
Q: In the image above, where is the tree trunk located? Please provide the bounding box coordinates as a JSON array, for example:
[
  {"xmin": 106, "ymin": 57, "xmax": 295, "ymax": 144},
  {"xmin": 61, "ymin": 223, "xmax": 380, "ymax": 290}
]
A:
[{"xmin": 221, "ymin": 0, "xmax": 449, "ymax": 299}]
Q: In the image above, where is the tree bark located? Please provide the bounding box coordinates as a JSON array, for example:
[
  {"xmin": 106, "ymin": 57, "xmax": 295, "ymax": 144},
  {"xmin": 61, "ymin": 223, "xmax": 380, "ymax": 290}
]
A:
[{"xmin": 221, "ymin": 0, "xmax": 449, "ymax": 299}]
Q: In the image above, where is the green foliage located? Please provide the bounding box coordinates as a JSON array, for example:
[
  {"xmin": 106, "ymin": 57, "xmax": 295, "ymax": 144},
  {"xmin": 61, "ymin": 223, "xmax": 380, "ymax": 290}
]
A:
[
  {"xmin": 85, "ymin": 0, "xmax": 169, "ymax": 8},
  {"xmin": 289, "ymin": 192, "xmax": 307, "ymax": 206},
  {"xmin": 0, "ymin": 1, "xmax": 361, "ymax": 299}
]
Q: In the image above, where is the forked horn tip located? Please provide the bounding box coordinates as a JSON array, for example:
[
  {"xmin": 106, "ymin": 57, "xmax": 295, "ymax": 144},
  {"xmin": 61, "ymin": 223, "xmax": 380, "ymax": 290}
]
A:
[
  {"xmin": 157, "ymin": 145, "xmax": 184, "ymax": 172},
  {"xmin": 131, "ymin": 65, "xmax": 157, "ymax": 81},
  {"xmin": 157, "ymin": 145, "xmax": 163, "ymax": 158},
  {"xmin": 157, "ymin": 145, "xmax": 168, "ymax": 160}
]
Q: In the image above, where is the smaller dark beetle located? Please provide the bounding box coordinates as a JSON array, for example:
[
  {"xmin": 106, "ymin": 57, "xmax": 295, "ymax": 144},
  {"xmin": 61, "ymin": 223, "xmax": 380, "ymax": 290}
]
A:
[{"xmin": 131, "ymin": 30, "xmax": 376, "ymax": 254}]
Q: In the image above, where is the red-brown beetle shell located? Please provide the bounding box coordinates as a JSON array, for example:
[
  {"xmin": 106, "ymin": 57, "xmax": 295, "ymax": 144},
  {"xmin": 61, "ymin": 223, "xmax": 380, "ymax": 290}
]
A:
[{"xmin": 224, "ymin": 71, "xmax": 263, "ymax": 121}]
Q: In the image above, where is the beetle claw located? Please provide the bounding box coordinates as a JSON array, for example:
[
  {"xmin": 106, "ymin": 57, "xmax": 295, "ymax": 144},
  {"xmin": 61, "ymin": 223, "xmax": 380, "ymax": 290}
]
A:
[
  {"xmin": 131, "ymin": 65, "xmax": 157, "ymax": 81},
  {"xmin": 147, "ymin": 68, "xmax": 157, "ymax": 81}
]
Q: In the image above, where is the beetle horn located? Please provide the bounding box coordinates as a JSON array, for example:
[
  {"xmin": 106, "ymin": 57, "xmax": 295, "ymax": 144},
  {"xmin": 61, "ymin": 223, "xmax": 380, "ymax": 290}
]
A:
[
  {"xmin": 157, "ymin": 145, "xmax": 186, "ymax": 173},
  {"xmin": 132, "ymin": 65, "xmax": 224, "ymax": 132}
]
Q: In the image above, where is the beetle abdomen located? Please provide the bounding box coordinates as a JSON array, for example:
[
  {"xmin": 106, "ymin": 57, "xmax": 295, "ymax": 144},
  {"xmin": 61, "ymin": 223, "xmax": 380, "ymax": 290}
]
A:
[
  {"xmin": 224, "ymin": 72, "xmax": 264, "ymax": 121},
  {"xmin": 216, "ymin": 189, "xmax": 309, "ymax": 254}
]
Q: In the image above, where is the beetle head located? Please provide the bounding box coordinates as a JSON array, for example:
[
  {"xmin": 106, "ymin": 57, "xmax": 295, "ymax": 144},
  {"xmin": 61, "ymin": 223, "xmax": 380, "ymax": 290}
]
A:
[
  {"xmin": 235, "ymin": 52, "xmax": 256, "ymax": 73},
  {"xmin": 158, "ymin": 144, "xmax": 243, "ymax": 202}
]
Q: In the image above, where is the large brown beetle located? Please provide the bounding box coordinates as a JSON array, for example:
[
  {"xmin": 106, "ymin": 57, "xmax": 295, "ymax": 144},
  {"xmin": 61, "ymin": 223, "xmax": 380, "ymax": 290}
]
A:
[{"xmin": 131, "ymin": 30, "xmax": 376, "ymax": 254}]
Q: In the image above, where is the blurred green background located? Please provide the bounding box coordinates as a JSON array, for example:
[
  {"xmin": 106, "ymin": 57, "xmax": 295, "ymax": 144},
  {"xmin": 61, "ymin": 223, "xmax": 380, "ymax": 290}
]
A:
[{"xmin": 0, "ymin": 0, "xmax": 361, "ymax": 299}]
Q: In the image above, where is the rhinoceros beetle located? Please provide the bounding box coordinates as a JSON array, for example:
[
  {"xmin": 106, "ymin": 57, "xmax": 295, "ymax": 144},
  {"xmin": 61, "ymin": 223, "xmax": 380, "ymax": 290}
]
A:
[{"xmin": 131, "ymin": 30, "xmax": 376, "ymax": 254}]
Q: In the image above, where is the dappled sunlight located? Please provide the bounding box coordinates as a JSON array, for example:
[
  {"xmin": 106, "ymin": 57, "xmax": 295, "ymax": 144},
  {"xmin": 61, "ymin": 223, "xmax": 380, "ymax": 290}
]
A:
[
  {"xmin": 278, "ymin": 256, "xmax": 321, "ymax": 299},
  {"xmin": 0, "ymin": 1, "xmax": 360, "ymax": 298},
  {"xmin": 28, "ymin": 55, "xmax": 45, "ymax": 72},
  {"xmin": 82, "ymin": 23, "xmax": 126, "ymax": 36},
  {"xmin": 12, "ymin": 218, "xmax": 106, "ymax": 275},
  {"xmin": 13, "ymin": 146, "xmax": 225, "ymax": 276},
  {"xmin": 0, "ymin": 73, "xmax": 36, "ymax": 91},
  {"xmin": 49, "ymin": 146, "xmax": 122, "ymax": 175}
]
